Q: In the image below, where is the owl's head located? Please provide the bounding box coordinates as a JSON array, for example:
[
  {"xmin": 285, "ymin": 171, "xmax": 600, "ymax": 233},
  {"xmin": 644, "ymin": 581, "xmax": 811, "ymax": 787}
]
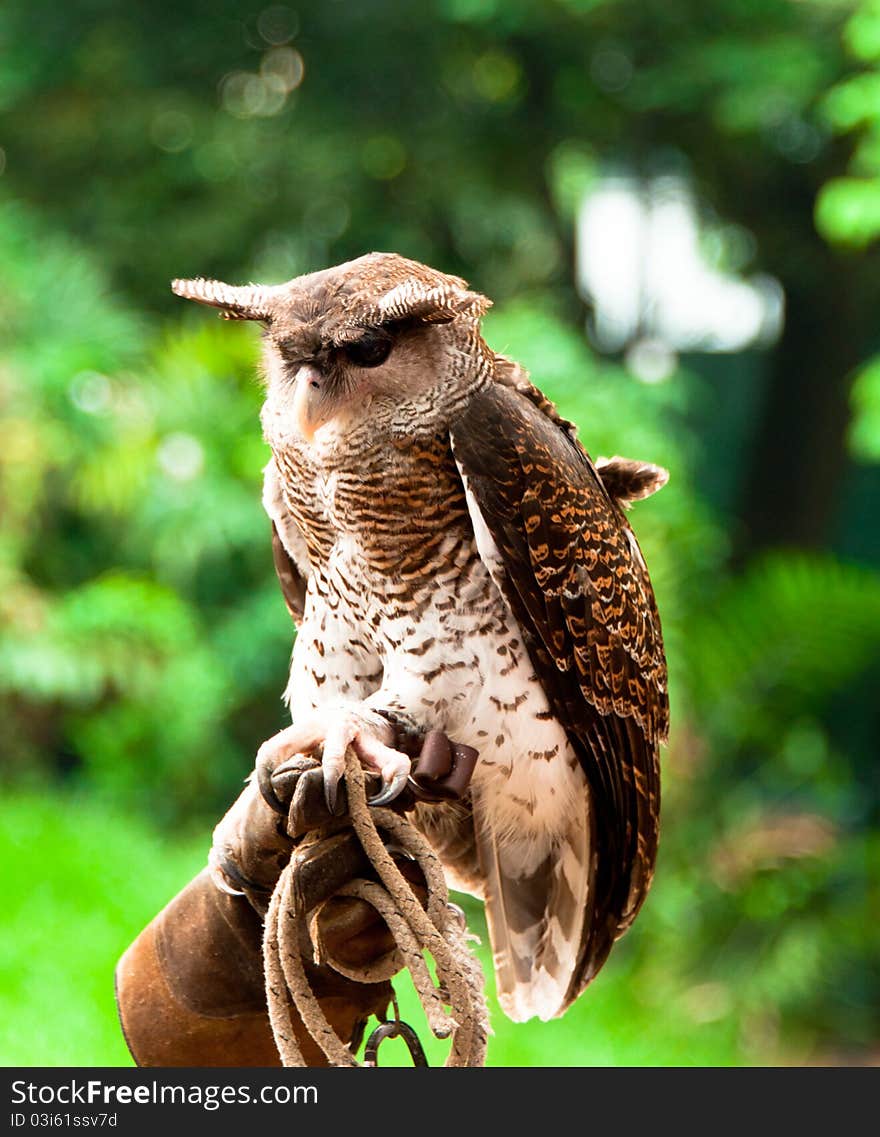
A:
[{"xmin": 172, "ymin": 253, "xmax": 491, "ymax": 449}]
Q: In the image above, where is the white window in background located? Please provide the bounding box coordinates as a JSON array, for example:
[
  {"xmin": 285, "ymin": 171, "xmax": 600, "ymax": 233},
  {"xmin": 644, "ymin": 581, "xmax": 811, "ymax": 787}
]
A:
[{"xmin": 576, "ymin": 174, "xmax": 784, "ymax": 382}]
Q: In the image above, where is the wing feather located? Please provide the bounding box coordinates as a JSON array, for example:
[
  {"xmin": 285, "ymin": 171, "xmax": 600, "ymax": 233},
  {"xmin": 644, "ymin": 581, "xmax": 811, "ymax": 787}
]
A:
[
  {"xmin": 262, "ymin": 457, "xmax": 310, "ymax": 625},
  {"xmin": 450, "ymin": 381, "xmax": 667, "ymax": 999}
]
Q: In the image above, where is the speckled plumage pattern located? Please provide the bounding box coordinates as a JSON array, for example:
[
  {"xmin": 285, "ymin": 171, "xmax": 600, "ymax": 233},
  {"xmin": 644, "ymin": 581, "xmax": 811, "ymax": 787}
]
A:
[{"xmin": 173, "ymin": 252, "xmax": 668, "ymax": 1023}]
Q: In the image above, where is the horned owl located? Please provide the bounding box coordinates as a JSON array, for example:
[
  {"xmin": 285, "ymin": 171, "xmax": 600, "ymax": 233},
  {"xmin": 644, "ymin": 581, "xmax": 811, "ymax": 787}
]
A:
[{"xmin": 172, "ymin": 253, "xmax": 668, "ymax": 1023}]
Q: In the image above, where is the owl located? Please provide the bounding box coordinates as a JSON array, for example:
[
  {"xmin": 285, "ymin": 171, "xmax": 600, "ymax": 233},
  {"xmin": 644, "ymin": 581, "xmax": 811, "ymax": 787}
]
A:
[{"xmin": 173, "ymin": 253, "xmax": 668, "ymax": 1023}]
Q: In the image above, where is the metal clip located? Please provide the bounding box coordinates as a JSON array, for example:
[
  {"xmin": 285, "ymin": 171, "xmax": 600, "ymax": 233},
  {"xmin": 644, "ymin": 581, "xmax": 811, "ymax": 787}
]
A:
[{"xmin": 363, "ymin": 1020, "xmax": 428, "ymax": 1067}]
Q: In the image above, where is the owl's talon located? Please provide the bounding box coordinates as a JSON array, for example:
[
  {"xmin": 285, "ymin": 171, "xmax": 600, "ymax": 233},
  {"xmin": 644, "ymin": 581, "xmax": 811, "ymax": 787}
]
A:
[
  {"xmin": 320, "ymin": 742, "xmax": 348, "ymax": 816},
  {"xmin": 323, "ymin": 767, "xmax": 345, "ymax": 815},
  {"xmin": 255, "ymin": 706, "xmax": 412, "ymax": 817},
  {"xmin": 208, "ymin": 848, "xmax": 247, "ymax": 897},
  {"xmin": 367, "ymin": 768, "xmax": 410, "ymax": 807},
  {"xmin": 273, "ymin": 755, "xmax": 316, "ymax": 778}
]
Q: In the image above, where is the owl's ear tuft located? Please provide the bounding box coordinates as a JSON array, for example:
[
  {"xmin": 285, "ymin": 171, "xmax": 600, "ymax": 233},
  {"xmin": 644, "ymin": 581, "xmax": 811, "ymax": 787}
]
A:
[
  {"xmin": 368, "ymin": 278, "xmax": 492, "ymax": 327},
  {"xmin": 171, "ymin": 277, "xmax": 277, "ymax": 322}
]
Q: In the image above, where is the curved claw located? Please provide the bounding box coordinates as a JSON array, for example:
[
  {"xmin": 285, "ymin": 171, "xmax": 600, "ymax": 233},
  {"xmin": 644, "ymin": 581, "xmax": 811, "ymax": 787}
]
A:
[
  {"xmin": 256, "ymin": 749, "xmax": 287, "ymax": 814},
  {"xmin": 324, "ymin": 766, "xmax": 344, "ymax": 816},
  {"xmin": 208, "ymin": 849, "xmax": 246, "ymax": 897},
  {"xmin": 367, "ymin": 768, "xmax": 410, "ymax": 807},
  {"xmin": 446, "ymin": 902, "xmax": 467, "ymax": 931},
  {"xmin": 273, "ymin": 755, "xmax": 316, "ymax": 778}
]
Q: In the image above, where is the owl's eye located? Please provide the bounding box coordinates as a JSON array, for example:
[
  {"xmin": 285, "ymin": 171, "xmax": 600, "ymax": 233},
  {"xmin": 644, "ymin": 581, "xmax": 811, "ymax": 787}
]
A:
[{"xmin": 344, "ymin": 329, "xmax": 393, "ymax": 368}]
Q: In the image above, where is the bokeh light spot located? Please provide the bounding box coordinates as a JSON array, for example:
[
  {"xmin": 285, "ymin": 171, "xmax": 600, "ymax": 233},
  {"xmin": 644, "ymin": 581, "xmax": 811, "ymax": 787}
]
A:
[
  {"xmin": 303, "ymin": 197, "xmax": 351, "ymax": 240},
  {"xmin": 769, "ymin": 115, "xmax": 823, "ymax": 164},
  {"xmin": 150, "ymin": 110, "xmax": 194, "ymax": 153},
  {"xmin": 591, "ymin": 46, "xmax": 633, "ymax": 94},
  {"xmin": 472, "ymin": 50, "xmax": 521, "ymax": 103},
  {"xmin": 361, "ymin": 135, "xmax": 407, "ymax": 180},
  {"xmin": 193, "ymin": 139, "xmax": 240, "ymax": 182},
  {"xmin": 258, "ymin": 5, "xmax": 299, "ymax": 46},
  {"xmin": 157, "ymin": 432, "xmax": 205, "ymax": 482},
  {"xmin": 260, "ymin": 46, "xmax": 304, "ymax": 93},
  {"xmin": 626, "ymin": 337, "xmax": 677, "ymax": 384},
  {"xmin": 221, "ymin": 52, "xmax": 301, "ymax": 119},
  {"xmin": 221, "ymin": 72, "xmax": 268, "ymax": 118},
  {"xmin": 682, "ymin": 983, "xmax": 733, "ymax": 1025},
  {"xmin": 69, "ymin": 371, "xmax": 112, "ymax": 415}
]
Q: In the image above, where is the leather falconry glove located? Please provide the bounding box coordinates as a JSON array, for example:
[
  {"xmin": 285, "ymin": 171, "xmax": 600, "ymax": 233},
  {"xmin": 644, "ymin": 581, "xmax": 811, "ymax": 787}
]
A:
[{"xmin": 115, "ymin": 730, "xmax": 477, "ymax": 1067}]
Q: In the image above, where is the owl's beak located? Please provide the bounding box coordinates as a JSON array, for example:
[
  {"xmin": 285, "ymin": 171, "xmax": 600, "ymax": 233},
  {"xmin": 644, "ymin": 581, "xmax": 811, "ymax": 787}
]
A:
[{"xmin": 293, "ymin": 364, "xmax": 331, "ymax": 441}]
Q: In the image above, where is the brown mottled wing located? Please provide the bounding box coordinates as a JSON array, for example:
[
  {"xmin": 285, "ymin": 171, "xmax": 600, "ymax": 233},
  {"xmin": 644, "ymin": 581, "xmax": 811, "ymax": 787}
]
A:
[
  {"xmin": 263, "ymin": 458, "xmax": 309, "ymax": 626},
  {"xmin": 271, "ymin": 522, "xmax": 307, "ymax": 624},
  {"xmin": 450, "ymin": 382, "xmax": 667, "ymax": 999}
]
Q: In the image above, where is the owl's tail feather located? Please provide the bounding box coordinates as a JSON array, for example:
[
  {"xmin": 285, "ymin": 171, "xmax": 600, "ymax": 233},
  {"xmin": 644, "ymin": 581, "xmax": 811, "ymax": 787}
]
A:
[{"xmin": 474, "ymin": 791, "xmax": 593, "ymax": 1023}]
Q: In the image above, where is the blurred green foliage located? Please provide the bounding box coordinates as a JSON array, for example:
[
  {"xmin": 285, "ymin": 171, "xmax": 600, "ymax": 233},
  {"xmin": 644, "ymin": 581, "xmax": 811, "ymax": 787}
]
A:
[
  {"xmin": 818, "ymin": 0, "xmax": 880, "ymax": 247},
  {"xmin": 1, "ymin": 0, "xmax": 879, "ymax": 1066},
  {"xmin": 0, "ymin": 793, "xmax": 207, "ymax": 1066}
]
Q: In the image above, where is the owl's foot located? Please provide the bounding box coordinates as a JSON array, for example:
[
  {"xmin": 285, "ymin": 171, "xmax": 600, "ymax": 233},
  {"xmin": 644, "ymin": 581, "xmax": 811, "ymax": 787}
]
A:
[{"xmin": 255, "ymin": 707, "xmax": 411, "ymax": 815}]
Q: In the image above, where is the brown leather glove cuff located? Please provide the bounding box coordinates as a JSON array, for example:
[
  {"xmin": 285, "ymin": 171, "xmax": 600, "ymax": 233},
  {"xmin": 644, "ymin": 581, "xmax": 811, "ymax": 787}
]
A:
[{"xmin": 115, "ymin": 868, "xmax": 392, "ymax": 1067}]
